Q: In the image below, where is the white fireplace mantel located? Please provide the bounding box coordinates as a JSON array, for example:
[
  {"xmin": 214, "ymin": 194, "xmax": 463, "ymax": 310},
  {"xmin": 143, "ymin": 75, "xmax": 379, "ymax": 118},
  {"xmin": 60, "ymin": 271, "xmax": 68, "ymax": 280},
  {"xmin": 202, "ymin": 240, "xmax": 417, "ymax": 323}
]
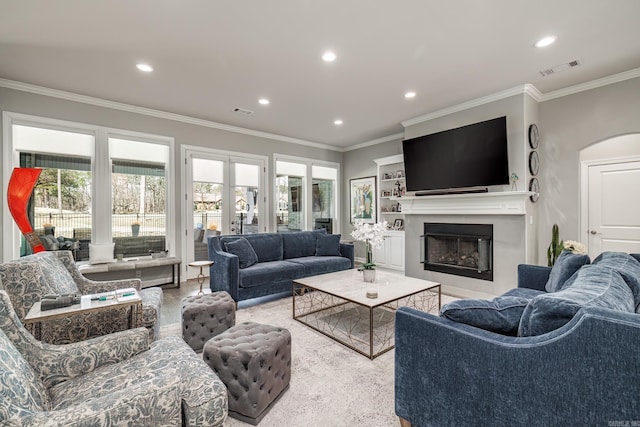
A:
[{"xmin": 394, "ymin": 191, "xmax": 534, "ymax": 216}]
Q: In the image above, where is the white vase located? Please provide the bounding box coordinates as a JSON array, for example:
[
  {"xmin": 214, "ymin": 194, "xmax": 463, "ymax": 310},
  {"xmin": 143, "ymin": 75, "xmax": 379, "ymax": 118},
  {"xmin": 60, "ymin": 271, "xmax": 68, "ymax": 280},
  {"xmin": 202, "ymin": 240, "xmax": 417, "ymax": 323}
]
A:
[{"xmin": 362, "ymin": 269, "xmax": 376, "ymax": 283}]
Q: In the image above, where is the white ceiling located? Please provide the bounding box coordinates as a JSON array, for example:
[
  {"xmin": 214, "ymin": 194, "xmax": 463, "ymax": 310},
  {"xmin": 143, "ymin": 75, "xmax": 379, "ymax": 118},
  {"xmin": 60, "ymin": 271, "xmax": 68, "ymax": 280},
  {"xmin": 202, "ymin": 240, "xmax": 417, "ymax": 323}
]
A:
[{"xmin": 1, "ymin": 1, "xmax": 640, "ymax": 150}]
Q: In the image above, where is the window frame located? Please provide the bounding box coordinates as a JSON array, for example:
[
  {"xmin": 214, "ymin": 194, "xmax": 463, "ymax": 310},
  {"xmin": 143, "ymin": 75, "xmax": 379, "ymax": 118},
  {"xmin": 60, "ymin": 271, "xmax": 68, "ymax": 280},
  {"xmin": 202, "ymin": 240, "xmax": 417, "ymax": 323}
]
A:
[
  {"xmin": 273, "ymin": 153, "xmax": 340, "ymax": 234},
  {"xmin": 2, "ymin": 112, "xmax": 175, "ymax": 261}
]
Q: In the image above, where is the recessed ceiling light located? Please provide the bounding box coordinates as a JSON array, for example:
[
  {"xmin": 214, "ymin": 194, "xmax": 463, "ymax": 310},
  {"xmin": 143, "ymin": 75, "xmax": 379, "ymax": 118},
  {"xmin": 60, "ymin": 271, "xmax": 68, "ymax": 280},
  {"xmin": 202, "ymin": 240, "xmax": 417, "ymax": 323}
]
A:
[
  {"xmin": 534, "ymin": 36, "xmax": 557, "ymax": 48},
  {"xmin": 334, "ymin": 119, "xmax": 343, "ymax": 125},
  {"xmin": 258, "ymin": 98, "xmax": 270, "ymax": 105},
  {"xmin": 404, "ymin": 91, "xmax": 416, "ymax": 99},
  {"xmin": 136, "ymin": 63, "xmax": 154, "ymax": 72},
  {"xmin": 322, "ymin": 51, "xmax": 337, "ymax": 62}
]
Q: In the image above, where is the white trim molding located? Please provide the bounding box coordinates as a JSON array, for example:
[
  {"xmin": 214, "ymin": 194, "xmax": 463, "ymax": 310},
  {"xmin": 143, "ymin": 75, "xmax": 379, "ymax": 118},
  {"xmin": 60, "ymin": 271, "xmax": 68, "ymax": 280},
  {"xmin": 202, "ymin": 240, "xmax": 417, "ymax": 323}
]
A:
[{"xmin": 395, "ymin": 191, "xmax": 534, "ymax": 216}]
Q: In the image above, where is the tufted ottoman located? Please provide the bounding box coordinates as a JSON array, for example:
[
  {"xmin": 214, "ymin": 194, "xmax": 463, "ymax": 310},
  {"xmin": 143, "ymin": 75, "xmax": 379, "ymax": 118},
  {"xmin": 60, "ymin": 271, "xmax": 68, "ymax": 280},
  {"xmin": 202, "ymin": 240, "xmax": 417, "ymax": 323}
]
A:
[
  {"xmin": 181, "ymin": 291, "xmax": 235, "ymax": 352},
  {"xmin": 203, "ymin": 322, "xmax": 291, "ymax": 425}
]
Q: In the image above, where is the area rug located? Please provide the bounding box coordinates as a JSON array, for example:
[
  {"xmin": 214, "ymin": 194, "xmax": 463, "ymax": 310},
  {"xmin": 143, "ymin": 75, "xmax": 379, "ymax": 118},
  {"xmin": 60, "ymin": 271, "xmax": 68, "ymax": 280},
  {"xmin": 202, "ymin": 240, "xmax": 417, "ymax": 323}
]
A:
[{"xmin": 160, "ymin": 295, "xmax": 407, "ymax": 427}]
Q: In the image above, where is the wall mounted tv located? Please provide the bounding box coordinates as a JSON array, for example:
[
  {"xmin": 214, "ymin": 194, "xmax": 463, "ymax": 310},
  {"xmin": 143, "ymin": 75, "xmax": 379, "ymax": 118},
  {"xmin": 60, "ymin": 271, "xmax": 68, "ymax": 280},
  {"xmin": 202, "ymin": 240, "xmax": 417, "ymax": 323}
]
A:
[{"xmin": 402, "ymin": 116, "xmax": 509, "ymax": 194}]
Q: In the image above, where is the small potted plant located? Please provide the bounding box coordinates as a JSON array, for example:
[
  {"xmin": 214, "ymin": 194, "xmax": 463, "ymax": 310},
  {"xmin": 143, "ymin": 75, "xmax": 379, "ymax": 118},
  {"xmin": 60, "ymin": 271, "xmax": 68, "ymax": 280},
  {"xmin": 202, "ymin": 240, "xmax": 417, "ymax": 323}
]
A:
[
  {"xmin": 351, "ymin": 219, "xmax": 388, "ymax": 282},
  {"xmin": 131, "ymin": 220, "xmax": 141, "ymax": 237}
]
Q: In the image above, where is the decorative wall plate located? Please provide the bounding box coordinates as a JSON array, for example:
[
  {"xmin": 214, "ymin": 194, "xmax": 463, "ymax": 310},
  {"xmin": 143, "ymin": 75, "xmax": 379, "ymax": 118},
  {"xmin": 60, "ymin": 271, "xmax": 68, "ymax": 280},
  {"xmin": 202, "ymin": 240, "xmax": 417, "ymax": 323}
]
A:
[
  {"xmin": 528, "ymin": 124, "xmax": 539, "ymax": 149},
  {"xmin": 529, "ymin": 177, "xmax": 539, "ymax": 202},
  {"xmin": 529, "ymin": 151, "xmax": 540, "ymax": 176}
]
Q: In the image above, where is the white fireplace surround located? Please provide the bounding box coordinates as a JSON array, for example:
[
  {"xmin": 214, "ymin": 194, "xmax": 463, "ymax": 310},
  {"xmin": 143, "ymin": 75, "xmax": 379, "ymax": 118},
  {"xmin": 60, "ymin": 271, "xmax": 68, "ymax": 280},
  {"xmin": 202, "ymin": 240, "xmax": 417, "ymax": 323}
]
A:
[
  {"xmin": 393, "ymin": 191, "xmax": 534, "ymax": 216},
  {"xmin": 399, "ymin": 191, "xmax": 537, "ymax": 299}
]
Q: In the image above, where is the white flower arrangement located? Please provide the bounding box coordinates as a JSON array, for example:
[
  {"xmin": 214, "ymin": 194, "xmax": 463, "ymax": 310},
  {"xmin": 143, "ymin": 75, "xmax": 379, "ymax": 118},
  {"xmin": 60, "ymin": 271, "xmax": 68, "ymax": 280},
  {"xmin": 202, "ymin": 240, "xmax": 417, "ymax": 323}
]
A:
[
  {"xmin": 351, "ymin": 220, "xmax": 389, "ymax": 270},
  {"xmin": 564, "ymin": 240, "xmax": 587, "ymax": 255}
]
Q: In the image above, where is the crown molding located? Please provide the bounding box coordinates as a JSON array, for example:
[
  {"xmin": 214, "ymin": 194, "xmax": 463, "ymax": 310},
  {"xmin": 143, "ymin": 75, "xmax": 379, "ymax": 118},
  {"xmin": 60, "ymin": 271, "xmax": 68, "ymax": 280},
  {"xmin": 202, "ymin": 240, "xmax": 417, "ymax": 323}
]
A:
[
  {"xmin": 539, "ymin": 67, "xmax": 640, "ymax": 101},
  {"xmin": 401, "ymin": 85, "xmax": 536, "ymax": 128},
  {"xmin": 0, "ymin": 78, "xmax": 341, "ymax": 152},
  {"xmin": 342, "ymin": 132, "xmax": 404, "ymax": 152}
]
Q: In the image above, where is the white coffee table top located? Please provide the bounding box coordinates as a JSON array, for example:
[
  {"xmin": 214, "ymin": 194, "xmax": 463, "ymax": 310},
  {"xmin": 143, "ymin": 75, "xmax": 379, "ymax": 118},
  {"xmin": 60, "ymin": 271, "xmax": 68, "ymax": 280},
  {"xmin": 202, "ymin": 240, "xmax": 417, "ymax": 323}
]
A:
[{"xmin": 293, "ymin": 269, "xmax": 440, "ymax": 307}]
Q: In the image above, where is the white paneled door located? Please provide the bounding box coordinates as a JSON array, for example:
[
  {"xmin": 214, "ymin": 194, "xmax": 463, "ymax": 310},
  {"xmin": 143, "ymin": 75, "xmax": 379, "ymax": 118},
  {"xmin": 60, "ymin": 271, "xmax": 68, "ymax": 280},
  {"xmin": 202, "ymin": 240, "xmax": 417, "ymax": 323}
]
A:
[{"xmin": 587, "ymin": 160, "xmax": 640, "ymax": 258}]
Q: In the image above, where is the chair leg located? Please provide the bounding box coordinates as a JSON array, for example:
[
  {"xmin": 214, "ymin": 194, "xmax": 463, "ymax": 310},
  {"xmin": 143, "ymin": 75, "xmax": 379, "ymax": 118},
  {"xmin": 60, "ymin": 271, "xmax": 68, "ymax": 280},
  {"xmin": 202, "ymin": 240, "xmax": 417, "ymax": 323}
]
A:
[{"xmin": 399, "ymin": 416, "xmax": 412, "ymax": 427}]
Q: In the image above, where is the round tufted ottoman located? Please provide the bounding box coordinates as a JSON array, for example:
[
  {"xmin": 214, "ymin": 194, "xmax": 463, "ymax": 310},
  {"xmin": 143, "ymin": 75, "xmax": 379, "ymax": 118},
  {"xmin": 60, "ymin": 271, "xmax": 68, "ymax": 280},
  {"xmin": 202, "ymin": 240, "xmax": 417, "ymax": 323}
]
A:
[
  {"xmin": 180, "ymin": 291, "xmax": 236, "ymax": 352},
  {"xmin": 203, "ymin": 322, "xmax": 291, "ymax": 425}
]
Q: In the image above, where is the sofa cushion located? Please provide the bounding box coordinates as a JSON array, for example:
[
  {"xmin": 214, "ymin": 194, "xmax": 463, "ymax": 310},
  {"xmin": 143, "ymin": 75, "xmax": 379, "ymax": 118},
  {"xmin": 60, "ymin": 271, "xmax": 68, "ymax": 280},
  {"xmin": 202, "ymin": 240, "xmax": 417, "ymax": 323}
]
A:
[
  {"xmin": 287, "ymin": 256, "xmax": 352, "ymax": 277},
  {"xmin": 519, "ymin": 264, "xmax": 635, "ymax": 337},
  {"xmin": 593, "ymin": 251, "xmax": 640, "ymax": 312},
  {"xmin": 545, "ymin": 250, "xmax": 590, "ymax": 293},
  {"xmin": 16, "ymin": 252, "xmax": 79, "ymax": 296},
  {"xmin": 282, "ymin": 231, "xmax": 319, "ymax": 259},
  {"xmin": 440, "ymin": 296, "xmax": 531, "ymax": 336},
  {"xmin": 0, "ymin": 329, "xmax": 50, "ymax": 420},
  {"xmin": 315, "ymin": 234, "xmax": 341, "ymax": 257},
  {"xmin": 89, "ymin": 243, "xmax": 115, "ymax": 265},
  {"xmin": 222, "ymin": 234, "xmax": 284, "ymax": 263},
  {"xmin": 0, "ymin": 262, "xmax": 54, "ymax": 320},
  {"xmin": 501, "ymin": 287, "xmax": 546, "ymax": 300},
  {"xmin": 225, "ymin": 238, "xmax": 259, "ymax": 269},
  {"xmin": 239, "ymin": 261, "xmax": 305, "ymax": 288}
]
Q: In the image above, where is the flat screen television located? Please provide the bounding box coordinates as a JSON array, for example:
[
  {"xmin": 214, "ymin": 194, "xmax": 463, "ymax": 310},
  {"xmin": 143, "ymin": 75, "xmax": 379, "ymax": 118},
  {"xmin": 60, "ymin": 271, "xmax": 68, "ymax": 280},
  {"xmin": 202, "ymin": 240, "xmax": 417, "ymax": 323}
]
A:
[{"xmin": 402, "ymin": 116, "xmax": 509, "ymax": 193}]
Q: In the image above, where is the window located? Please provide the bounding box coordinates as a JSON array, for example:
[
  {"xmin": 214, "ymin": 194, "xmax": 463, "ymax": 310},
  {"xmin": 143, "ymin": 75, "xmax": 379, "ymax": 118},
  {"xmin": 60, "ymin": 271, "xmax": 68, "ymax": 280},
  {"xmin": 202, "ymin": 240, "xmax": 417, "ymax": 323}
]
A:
[
  {"xmin": 274, "ymin": 156, "xmax": 339, "ymax": 234},
  {"xmin": 3, "ymin": 113, "xmax": 174, "ymax": 261},
  {"xmin": 110, "ymin": 137, "xmax": 170, "ymax": 258}
]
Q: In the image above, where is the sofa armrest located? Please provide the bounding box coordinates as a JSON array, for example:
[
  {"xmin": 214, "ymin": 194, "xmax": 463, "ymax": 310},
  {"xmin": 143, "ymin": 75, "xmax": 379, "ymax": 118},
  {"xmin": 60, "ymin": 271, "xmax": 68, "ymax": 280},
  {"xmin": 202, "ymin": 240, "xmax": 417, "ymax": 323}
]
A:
[
  {"xmin": 517, "ymin": 264, "xmax": 551, "ymax": 291},
  {"xmin": 395, "ymin": 306, "xmax": 640, "ymax": 426},
  {"xmin": 208, "ymin": 236, "xmax": 240, "ymax": 301},
  {"xmin": 340, "ymin": 242, "xmax": 355, "ymax": 269}
]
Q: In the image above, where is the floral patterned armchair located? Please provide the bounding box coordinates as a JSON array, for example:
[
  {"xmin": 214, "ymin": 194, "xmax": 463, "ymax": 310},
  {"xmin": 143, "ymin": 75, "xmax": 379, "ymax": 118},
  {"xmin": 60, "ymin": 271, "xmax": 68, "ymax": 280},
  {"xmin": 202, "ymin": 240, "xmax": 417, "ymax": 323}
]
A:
[
  {"xmin": 0, "ymin": 251, "xmax": 163, "ymax": 343},
  {"xmin": 0, "ymin": 290, "xmax": 228, "ymax": 426}
]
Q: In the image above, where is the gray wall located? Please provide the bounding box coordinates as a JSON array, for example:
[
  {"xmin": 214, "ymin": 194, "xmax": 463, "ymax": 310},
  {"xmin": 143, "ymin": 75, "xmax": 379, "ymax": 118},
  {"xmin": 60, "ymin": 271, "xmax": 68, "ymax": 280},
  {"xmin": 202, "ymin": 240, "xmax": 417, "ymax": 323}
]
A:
[
  {"xmin": 341, "ymin": 138, "xmax": 402, "ymax": 258},
  {"xmin": 0, "ymin": 86, "xmax": 342, "ymax": 262},
  {"xmin": 538, "ymin": 76, "xmax": 640, "ymax": 258}
]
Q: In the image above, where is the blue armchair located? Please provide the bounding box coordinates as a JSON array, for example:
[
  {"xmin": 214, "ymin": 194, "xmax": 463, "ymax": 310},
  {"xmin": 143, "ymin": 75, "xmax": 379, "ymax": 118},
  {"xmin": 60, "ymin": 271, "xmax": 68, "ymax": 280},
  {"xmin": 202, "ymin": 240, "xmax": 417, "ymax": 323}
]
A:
[{"xmin": 395, "ymin": 261, "xmax": 640, "ymax": 426}]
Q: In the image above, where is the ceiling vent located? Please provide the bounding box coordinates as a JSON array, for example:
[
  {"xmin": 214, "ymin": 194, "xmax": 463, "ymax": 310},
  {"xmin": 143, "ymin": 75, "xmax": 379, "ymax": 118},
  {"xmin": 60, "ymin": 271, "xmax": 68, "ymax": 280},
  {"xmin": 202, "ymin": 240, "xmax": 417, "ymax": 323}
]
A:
[
  {"xmin": 540, "ymin": 59, "xmax": 583, "ymax": 77},
  {"xmin": 232, "ymin": 107, "xmax": 254, "ymax": 116}
]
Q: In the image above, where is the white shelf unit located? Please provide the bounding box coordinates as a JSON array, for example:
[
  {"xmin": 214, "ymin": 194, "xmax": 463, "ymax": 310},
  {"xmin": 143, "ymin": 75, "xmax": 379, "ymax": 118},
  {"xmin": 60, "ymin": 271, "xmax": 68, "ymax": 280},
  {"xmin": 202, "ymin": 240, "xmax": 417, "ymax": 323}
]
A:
[{"xmin": 373, "ymin": 154, "xmax": 405, "ymax": 271}]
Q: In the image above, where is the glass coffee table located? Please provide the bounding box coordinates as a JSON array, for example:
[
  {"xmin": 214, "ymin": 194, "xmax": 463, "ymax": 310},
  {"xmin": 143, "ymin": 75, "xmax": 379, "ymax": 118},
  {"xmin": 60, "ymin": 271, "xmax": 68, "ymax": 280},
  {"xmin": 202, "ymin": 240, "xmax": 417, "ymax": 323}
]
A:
[{"xmin": 293, "ymin": 269, "xmax": 440, "ymax": 359}]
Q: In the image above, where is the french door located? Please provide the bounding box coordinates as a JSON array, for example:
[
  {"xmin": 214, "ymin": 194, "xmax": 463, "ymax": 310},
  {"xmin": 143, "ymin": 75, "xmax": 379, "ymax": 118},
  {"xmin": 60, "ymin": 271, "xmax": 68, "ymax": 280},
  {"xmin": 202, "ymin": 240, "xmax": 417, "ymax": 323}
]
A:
[{"xmin": 184, "ymin": 148, "xmax": 266, "ymax": 273}]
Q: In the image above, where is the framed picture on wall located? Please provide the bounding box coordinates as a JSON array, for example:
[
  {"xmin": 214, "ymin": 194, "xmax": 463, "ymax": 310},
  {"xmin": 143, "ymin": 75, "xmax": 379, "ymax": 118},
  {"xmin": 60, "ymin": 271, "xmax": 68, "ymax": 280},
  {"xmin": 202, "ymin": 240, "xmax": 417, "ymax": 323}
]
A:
[{"xmin": 350, "ymin": 176, "xmax": 376, "ymax": 223}]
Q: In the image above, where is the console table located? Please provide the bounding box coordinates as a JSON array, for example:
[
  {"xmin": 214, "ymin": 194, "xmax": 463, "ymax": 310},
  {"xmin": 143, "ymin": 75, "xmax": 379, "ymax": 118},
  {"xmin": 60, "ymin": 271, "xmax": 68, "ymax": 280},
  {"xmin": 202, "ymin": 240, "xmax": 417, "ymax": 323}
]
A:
[{"xmin": 78, "ymin": 256, "xmax": 182, "ymax": 288}]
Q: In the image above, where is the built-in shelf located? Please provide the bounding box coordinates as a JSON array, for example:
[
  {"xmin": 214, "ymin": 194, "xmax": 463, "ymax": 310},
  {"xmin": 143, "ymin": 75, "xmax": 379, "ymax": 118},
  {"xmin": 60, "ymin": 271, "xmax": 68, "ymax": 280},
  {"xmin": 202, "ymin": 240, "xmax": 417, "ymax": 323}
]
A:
[{"xmin": 394, "ymin": 191, "xmax": 534, "ymax": 216}]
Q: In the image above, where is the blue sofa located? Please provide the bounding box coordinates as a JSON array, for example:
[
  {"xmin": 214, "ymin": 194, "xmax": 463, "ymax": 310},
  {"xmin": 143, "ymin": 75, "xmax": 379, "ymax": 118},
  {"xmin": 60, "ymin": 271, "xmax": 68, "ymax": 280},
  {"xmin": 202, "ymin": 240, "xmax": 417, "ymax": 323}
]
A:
[
  {"xmin": 208, "ymin": 230, "xmax": 354, "ymax": 302},
  {"xmin": 395, "ymin": 252, "xmax": 640, "ymax": 427}
]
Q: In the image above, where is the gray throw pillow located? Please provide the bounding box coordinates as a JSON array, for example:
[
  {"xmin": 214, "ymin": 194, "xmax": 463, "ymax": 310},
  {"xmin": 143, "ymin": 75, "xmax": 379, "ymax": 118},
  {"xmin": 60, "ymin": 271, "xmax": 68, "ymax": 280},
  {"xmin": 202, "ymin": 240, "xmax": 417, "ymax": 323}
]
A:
[
  {"xmin": 545, "ymin": 250, "xmax": 590, "ymax": 293},
  {"xmin": 593, "ymin": 251, "xmax": 640, "ymax": 312},
  {"xmin": 224, "ymin": 238, "xmax": 259, "ymax": 269},
  {"xmin": 440, "ymin": 296, "xmax": 531, "ymax": 336},
  {"xmin": 315, "ymin": 234, "xmax": 341, "ymax": 257},
  {"xmin": 519, "ymin": 264, "xmax": 635, "ymax": 337}
]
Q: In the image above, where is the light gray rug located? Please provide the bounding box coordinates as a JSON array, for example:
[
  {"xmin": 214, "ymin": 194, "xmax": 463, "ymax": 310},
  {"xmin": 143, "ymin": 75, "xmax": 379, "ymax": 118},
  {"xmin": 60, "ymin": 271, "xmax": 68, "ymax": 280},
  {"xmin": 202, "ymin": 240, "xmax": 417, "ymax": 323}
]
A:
[{"xmin": 160, "ymin": 294, "xmax": 456, "ymax": 427}]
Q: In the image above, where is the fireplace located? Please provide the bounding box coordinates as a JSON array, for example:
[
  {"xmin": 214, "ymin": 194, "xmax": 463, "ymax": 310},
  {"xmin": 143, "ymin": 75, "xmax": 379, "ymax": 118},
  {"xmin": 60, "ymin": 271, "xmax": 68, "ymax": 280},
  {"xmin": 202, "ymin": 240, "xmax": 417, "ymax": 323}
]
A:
[{"xmin": 422, "ymin": 223, "xmax": 493, "ymax": 281}]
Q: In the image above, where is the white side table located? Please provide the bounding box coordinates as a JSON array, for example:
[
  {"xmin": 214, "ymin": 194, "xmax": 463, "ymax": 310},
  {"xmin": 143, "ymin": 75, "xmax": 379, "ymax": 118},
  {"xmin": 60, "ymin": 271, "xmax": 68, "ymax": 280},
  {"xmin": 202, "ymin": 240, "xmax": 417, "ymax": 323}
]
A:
[{"xmin": 188, "ymin": 260, "xmax": 214, "ymax": 295}]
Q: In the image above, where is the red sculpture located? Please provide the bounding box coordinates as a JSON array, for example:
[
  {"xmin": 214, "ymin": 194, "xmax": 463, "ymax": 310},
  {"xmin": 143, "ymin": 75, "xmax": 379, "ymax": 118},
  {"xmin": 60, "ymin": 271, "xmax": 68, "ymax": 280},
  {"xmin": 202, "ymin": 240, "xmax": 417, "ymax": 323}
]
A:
[{"xmin": 7, "ymin": 168, "xmax": 45, "ymax": 253}]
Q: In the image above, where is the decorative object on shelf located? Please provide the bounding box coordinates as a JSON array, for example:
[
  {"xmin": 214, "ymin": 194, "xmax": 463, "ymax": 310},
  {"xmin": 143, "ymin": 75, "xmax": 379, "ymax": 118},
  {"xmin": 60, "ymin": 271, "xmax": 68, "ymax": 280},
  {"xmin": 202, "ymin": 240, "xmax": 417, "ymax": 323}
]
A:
[
  {"xmin": 528, "ymin": 124, "xmax": 539, "ymax": 149},
  {"xmin": 350, "ymin": 176, "xmax": 376, "ymax": 223},
  {"xmin": 395, "ymin": 180, "xmax": 402, "ymax": 197},
  {"xmin": 394, "ymin": 219, "xmax": 404, "ymax": 230},
  {"xmin": 510, "ymin": 173, "xmax": 519, "ymax": 191},
  {"xmin": 351, "ymin": 219, "xmax": 388, "ymax": 282},
  {"xmin": 396, "ymin": 170, "xmax": 404, "ymax": 178},
  {"xmin": 528, "ymin": 151, "xmax": 540, "ymax": 175},
  {"xmin": 529, "ymin": 177, "xmax": 539, "ymax": 202},
  {"xmin": 547, "ymin": 223, "xmax": 564, "ymax": 267},
  {"xmin": 383, "ymin": 173, "xmax": 392, "ymax": 180},
  {"xmin": 7, "ymin": 167, "xmax": 45, "ymax": 253}
]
